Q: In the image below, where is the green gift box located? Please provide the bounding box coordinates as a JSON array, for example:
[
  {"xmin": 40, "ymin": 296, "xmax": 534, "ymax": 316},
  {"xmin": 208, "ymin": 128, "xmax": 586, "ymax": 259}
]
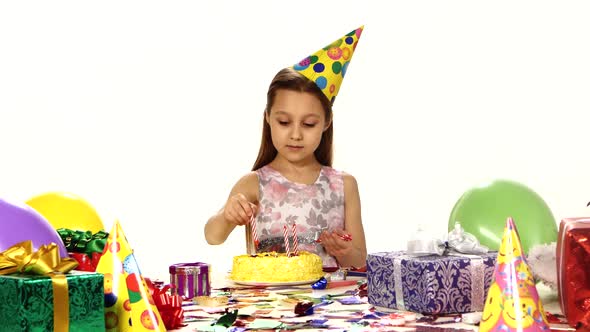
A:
[{"xmin": 0, "ymin": 271, "xmax": 104, "ymax": 332}]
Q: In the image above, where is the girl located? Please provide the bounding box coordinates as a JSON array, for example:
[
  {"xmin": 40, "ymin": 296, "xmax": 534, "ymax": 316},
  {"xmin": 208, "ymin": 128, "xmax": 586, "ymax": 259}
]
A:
[{"xmin": 205, "ymin": 27, "xmax": 367, "ymax": 269}]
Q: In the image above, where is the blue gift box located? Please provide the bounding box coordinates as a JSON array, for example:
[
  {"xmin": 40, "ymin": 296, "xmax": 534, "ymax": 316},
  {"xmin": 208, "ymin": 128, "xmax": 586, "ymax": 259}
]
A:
[{"xmin": 367, "ymin": 251, "xmax": 496, "ymax": 314}]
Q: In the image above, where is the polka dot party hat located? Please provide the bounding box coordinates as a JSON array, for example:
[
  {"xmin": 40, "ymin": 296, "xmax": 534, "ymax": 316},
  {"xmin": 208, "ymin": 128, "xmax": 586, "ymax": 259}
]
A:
[
  {"xmin": 96, "ymin": 220, "xmax": 166, "ymax": 332},
  {"xmin": 293, "ymin": 26, "xmax": 364, "ymax": 104}
]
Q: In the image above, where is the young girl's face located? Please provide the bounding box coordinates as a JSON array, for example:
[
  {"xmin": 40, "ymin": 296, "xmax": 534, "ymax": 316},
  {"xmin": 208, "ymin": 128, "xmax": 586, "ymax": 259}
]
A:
[{"xmin": 266, "ymin": 89, "xmax": 329, "ymax": 165}]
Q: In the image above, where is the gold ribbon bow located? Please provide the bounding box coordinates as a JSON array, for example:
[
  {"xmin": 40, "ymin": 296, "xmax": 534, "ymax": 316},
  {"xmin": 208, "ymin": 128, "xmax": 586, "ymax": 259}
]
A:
[{"xmin": 0, "ymin": 241, "xmax": 79, "ymax": 332}]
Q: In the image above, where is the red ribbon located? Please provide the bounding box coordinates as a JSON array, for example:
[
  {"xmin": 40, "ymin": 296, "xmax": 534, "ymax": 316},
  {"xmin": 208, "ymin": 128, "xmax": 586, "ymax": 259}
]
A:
[
  {"xmin": 145, "ymin": 278, "xmax": 185, "ymax": 329},
  {"xmin": 68, "ymin": 252, "xmax": 103, "ymax": 272}
]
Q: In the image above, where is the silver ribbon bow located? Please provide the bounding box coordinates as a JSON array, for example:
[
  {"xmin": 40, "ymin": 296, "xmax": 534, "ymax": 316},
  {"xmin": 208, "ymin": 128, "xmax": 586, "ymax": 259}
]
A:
[{"xmin": 406, "ymin": 221, "xmax": 489, "ymax": 256}]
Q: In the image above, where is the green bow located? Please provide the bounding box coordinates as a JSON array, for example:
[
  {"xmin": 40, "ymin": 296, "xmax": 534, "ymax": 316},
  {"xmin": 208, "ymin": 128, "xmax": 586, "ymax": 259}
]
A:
[{"xmin": 57, "ymin": 228, "xmax": 108, "ymax": 254}]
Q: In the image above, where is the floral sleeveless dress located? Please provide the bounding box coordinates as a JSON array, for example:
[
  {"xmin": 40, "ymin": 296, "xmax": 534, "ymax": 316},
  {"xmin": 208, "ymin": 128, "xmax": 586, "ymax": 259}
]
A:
[{"xmin": 253, "ymin": 165, "xmax": 345, "ymax": 268}]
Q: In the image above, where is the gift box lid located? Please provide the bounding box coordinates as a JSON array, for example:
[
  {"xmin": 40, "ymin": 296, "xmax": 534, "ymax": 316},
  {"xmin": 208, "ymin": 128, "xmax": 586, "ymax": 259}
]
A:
[
  {"xmin": 368, "ymin": 251, "xmax": 497, "ymax": 262},
  {"xmin": 169, "ymin": 262, "xmax": 209, "ymax": 275}
]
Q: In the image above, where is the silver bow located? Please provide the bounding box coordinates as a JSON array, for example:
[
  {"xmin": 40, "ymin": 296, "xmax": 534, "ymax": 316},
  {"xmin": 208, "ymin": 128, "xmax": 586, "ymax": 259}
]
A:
[{"xmin": 407, "ymin": 222, "xmax": 488, "ymax": 256}]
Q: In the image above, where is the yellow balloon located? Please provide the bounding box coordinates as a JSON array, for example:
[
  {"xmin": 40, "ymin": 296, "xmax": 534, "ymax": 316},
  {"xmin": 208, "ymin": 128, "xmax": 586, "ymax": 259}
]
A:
[{"xmin": 26, "ymin": 192, "xmax": 105, "ymax": 233}]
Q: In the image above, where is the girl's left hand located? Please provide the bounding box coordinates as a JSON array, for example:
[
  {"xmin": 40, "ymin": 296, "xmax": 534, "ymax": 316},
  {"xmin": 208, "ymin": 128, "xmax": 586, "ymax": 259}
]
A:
[{"xmin": 319, "ymin": 229, "xmax": 353, "ymax": 258}]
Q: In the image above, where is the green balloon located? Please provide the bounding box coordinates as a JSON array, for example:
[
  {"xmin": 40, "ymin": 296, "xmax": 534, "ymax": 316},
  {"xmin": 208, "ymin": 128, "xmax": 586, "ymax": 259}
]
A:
[{"xmin": 448, "ymin": 179, "xmax": 557, "ymax": 255}]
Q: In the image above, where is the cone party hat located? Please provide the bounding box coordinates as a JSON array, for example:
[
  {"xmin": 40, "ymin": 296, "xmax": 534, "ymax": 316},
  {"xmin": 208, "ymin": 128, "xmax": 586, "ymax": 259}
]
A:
[
  {"xmin": 292, "ymin": 26, "xmax": 364, "ymax": 104},
  {"xmin": 479, "ymin": 217, "xmax": 550, "ymax": 331},
  {"xmin": 96, "ymin": 221, "xmax": 166, "ymax": 331}
]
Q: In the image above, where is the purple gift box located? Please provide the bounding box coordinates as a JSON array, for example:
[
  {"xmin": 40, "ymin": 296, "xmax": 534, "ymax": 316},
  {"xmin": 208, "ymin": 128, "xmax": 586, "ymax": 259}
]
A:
[
  {"xmin": 169, "ymin": 262, "xmax": 210, "ymax": 299},
  {"xmin": 367, "ymin": 251, "xmax": 496, "ymax": 314}
]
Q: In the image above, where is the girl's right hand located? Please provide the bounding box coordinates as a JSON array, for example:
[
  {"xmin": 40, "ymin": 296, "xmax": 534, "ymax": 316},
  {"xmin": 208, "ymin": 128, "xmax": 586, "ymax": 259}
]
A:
[{"xmin": 223, "ymin": 193, "xmax": 257, "ymax": 226}]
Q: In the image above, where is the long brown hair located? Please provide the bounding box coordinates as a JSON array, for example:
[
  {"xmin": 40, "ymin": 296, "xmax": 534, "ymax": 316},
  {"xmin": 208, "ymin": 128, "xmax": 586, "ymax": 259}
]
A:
[{"xmin": 252, "ymin": 67, "xmax": 334, "ymax": 171}]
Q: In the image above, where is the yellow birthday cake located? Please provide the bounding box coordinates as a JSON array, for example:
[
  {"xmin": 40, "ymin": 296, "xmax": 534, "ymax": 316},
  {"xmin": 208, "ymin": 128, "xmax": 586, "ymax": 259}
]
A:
[{"xmin": 230, "ymin": 251, "xmax": 324, "ymax": 283}]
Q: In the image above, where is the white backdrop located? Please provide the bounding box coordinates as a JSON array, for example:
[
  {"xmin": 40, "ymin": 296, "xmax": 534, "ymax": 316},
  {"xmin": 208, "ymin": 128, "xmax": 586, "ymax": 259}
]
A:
[{"xmin": 1, "ymin": 1, "xmax": 589, "ymax": 280}]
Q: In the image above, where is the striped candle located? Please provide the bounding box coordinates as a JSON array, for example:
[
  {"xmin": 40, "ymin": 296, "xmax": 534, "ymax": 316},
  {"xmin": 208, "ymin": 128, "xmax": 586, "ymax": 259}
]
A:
[
  {"xmin": 291, "ymin": 223, "xmax": 299, "ymax": 255},
  {"xmin": 250, "ymin": 214, "xmax": 259, "ymax": 248},
  {"xmin": 283, "ymin": 224, "xmax": 291, "ymax": 257}
]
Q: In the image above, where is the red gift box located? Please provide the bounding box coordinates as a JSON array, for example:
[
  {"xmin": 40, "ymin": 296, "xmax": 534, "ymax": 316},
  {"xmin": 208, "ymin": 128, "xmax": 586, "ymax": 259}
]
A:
[{"xmin": 557, "ymin": 217, "xmax": 590, "ymax": 329}]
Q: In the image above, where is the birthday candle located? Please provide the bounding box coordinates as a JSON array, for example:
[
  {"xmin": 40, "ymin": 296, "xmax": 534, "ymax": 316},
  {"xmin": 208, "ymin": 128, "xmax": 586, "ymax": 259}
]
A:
[
  {"xmin": 283, "ymin": 224, "xmax": 291, "ymax": 257},
  {"xmin": 250, "ymin": 214, "xmax": 259, "ymax": 249},
  {"xmin": 291, "ymin": 223, "xmax": 299, "ymax": 255}
]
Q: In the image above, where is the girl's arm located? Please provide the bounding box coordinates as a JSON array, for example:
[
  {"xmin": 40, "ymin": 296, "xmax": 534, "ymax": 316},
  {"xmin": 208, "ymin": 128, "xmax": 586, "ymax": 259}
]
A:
[
  {"xmin": 204, "ymin": 172, "xmax": 259, "ymax": 245},
  {"xmin": 319, "ymin": 173, "xmax": 368, "ymax": 268},
  {"xmin": 338, "ymin": 173, "xmax": 367, "ymax": 268}
]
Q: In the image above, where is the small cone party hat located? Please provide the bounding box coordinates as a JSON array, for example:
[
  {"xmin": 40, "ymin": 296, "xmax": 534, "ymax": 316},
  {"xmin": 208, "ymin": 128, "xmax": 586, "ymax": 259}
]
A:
[
  {"xmin": 479, "ymin": 217, "xmax": 550, "ymax": 332},
  {"xmin": 293, "ymin": 26, "xmax": 364, "ymax": 104},
  {"xmin": 96, "ymin": 221, "xmax": 166, "ymax": 332}
]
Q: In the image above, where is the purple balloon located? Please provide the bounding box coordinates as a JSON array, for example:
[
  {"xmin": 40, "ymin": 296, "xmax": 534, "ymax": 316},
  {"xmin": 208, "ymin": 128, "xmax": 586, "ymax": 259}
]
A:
[{"xmin": 0, "ymin": 197, "xmax": 68, "ymax": 257}]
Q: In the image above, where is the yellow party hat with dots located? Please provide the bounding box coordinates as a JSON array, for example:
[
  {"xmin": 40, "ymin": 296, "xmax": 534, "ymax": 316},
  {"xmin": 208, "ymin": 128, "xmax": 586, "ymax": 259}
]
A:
[
  {"xmin": 96, "ymin": 221, "xmax": 166, "ymax": 332},
  {"xmin": 293, "ymin": 26, "xmax": 364, "ymax": 104},
  {"xmin": 479, "ymin": 217, "xmax": 549, "ymax": 332}
]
